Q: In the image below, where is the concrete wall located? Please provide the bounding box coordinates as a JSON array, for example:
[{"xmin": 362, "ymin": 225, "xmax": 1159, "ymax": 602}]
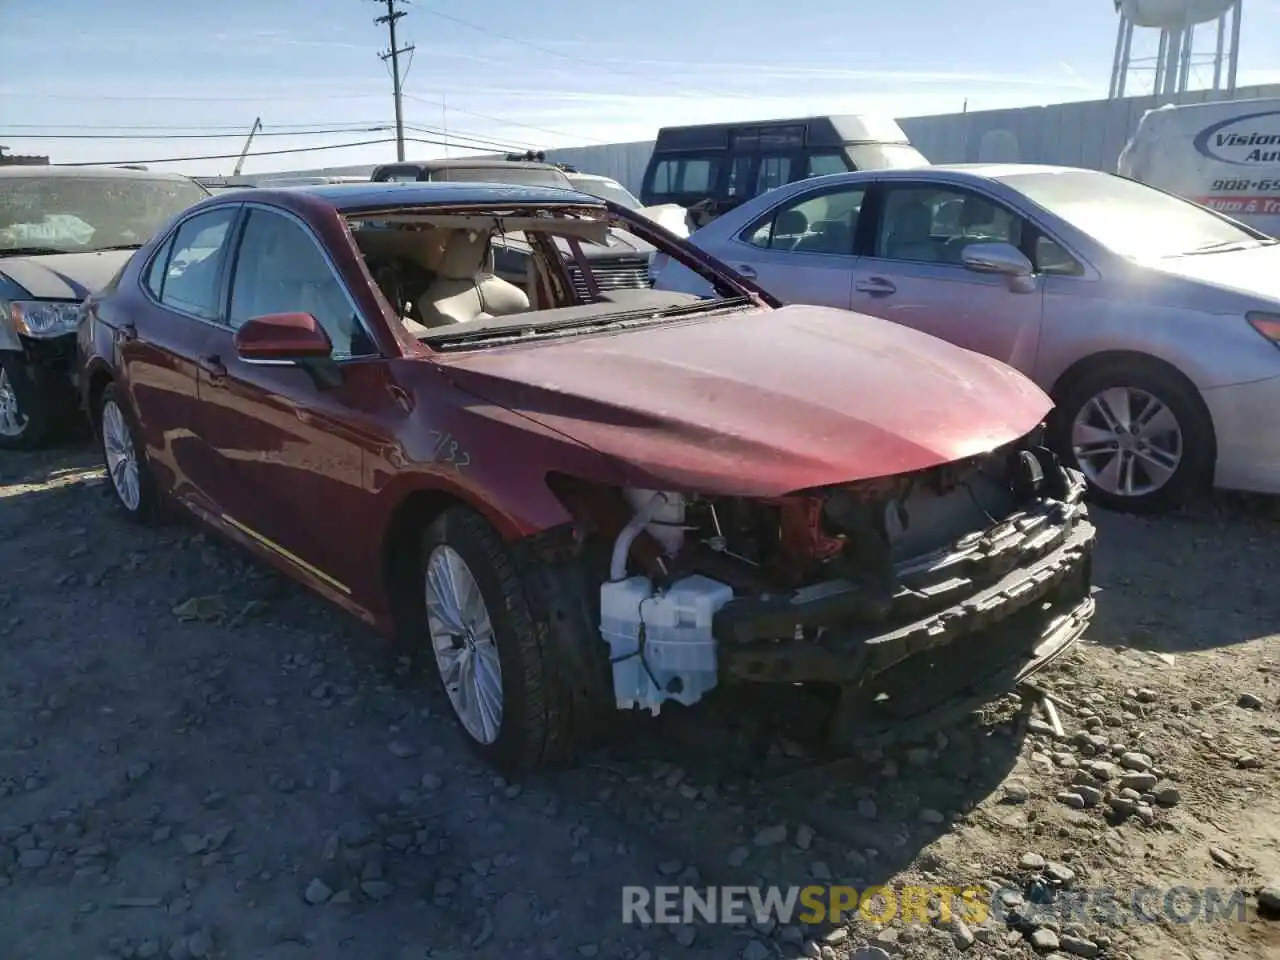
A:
[{"xmin": 241, "ymin": 84, "xmax": 1280, "ymax": 194}]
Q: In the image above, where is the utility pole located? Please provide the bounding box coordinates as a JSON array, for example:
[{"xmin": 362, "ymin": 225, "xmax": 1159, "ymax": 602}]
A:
[{"xmin": 370, "ymin": 0, "xmax": 414, "ymax": 162}]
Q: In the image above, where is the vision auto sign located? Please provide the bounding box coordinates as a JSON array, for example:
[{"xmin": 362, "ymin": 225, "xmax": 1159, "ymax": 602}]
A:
[{"xmin": 1193, "ymin": 109, "xmax": 1280, "ymax": 167}]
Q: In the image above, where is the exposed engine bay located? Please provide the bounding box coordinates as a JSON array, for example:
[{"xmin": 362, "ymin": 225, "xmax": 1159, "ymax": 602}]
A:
[{"xmin": 547, "ymin": 426, "xmax": 1097, "ymax": 745}]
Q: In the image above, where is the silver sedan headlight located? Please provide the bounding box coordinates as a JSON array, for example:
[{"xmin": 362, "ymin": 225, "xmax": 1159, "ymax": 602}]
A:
[{"xmin": 4, "ymin": 299, "xmax": 83, "ymax": 338}]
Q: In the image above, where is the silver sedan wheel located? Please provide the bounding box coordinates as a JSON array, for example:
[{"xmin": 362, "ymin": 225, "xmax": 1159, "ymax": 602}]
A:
[
  {"xmin": 1071, "ymin": 386, "xmax": 1183, "ymax": 498},
  {"xmin": 0, "ymin": 367, "xmax": 28, "ymax": 437},
  {"xmin": 424, "ymin": 545, "xmax": 504, "ymax": 745},
  {"xmin": 101, "ymin": 399, "xmax": 142, "ymax": 512}
]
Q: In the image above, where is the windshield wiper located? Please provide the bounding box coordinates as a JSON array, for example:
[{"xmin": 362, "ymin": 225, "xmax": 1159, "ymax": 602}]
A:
[
  {"xmin": 0, "ymin": 246, "xmax": 71, "ymax": 257},
  {"xmin": 1183, "ymin": 238, "xmax": 1278, "ymax": 255},
  {"xmin": 87, "ymin": 243, "xmax": 143, "ymax": 252},
  {"xmin": 430, "ymin": 296, "xmax": 753, "ymax": 350}
]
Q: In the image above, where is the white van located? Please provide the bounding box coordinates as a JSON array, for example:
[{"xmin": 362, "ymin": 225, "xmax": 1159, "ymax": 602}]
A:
[{"xmin": 1118, "ymin": 97, "xmax": 1280, "ymax": 237}]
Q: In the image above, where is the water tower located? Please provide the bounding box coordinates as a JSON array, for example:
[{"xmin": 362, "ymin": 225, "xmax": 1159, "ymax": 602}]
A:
[{"xmin": 1108, "ymin": 0, "xmax": 1243, "ymax": 99}]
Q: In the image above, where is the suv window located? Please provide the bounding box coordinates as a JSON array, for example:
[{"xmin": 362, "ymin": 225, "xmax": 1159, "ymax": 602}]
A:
[
  {"xmin": 743, "ymin": 186, "xmax": 865, "ymax": 255},
  {"xmin": 755, "ymin": 156, "xmax": 793, "ymax": 195},
  {"xmin": 876, "ymin": 185, "xmax": 1023, "ymax": 264},
  {"xmin": 807, "ymin": 153, "xmax": 851, "ymax": 178},
  {"xmin": 227, "ymin": 209, "xmax": 374, "ymax": 359},
  {"xmin": 157, "ymin": 208, "xmax": 238, "ymax": 320},
  {"xmin": 649, "ymin": 157, "xmax": 719, "ymax": 197}
]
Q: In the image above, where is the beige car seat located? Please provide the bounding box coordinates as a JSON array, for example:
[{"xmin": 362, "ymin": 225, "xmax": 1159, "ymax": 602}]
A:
[{"xmin": 416, "ymin": 229, "xmax": 530, "ymax": 328}]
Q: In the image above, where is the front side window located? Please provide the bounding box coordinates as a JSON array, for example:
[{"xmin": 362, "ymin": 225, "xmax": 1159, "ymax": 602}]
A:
[
  {"xmin": 158, "ymin": 207, "xmax": 239, "ymax": 320},
  {"xmin": 744, "ymin": 186, "xmax": 865, "ymax": 255},
  {"xmin": 228, "ymin": 209, "xmax": 374, "ymax": 359},
  {"xmin": 0, "ymin": 175, "xmax": 209, "ymax": 254},
  {"xmin": 649, "ymin": 157, "xmax": 719, "ymax": 197},
  {"xmin": 876, "ymin": 185, "xmax": 1022, "ymax": 264},
  {"xmin": 995, "ymin": 168, "xmax": 1271, "ymax": 260}
]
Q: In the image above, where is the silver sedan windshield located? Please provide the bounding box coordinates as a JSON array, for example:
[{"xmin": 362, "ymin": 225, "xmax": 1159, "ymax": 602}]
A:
[{"xmin": 995, "ymin": 169, "xmax": 1269, "ymax": 260}]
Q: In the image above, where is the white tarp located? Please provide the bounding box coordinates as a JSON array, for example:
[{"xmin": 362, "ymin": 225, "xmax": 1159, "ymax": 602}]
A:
[{"xmin": 1118, "ymin": 98, "xmax": 1280, "ymax": 238}]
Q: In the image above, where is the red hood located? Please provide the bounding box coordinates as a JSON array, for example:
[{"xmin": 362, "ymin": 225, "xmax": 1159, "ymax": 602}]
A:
[{"xmin": 438, "ymin": 304, "xmax": 1052, "ymax": 497}]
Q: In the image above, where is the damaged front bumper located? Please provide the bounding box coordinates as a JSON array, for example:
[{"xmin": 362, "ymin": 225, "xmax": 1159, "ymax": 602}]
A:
[{"xmin": 713, "ymin": 473, "xmax": 1096, "ymax": 733}]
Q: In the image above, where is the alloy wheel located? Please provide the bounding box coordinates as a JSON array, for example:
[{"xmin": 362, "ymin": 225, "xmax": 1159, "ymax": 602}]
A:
[
  {"xmin": 1071, "ymin": 386, "xmax": 1183, "ymax": 499},
  {"xmin": 0, "ymin": 367, "xmax": 28, "ymax": 438},
  {"xmin": 424, "ymin": 544, "xmax": 504, "ymax": 744},
  {"xmin": 101, "ymin": 399, "xmax": 142, "ymax": 512}
]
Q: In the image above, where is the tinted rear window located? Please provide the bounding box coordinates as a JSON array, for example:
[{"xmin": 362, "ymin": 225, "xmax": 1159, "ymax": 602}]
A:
[{"xmin": 431, "ymin": 166, "xmax": 571, "ymax": 188}]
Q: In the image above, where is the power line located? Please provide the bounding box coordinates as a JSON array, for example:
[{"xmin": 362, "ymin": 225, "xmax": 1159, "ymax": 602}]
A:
[
  {"xmin": 7, "ymin": 123, "xmax": 534, "ymax": 152},
  {"xmin": 11, "ymin": 92, "xmax": 388, "ymax": 103},
  {"xmin": 416, "ymin": 5, "xmax": 752, "ymax": 101},
  {"xmin": 8, "ymin": 126, "xmax": 391, "ymax": 140},
  {"xmin": 55, "ymin": 134, "xmax": 510, "ymax": 167},
  {"xmin": 370, "ymin": 0, "xmax": 415, "ymax": 161},
  {"xmin": 401, "ymin": 92, "xmax": 609, "ymax": 145}
]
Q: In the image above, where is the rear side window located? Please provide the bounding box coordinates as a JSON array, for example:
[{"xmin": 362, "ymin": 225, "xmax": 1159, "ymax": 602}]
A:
[
  {"xmin": 143, "ymin": 234, "xmax": 175, "ymax": 299},
  {"xmin": 755, "ymin": 156, "xmax": 793, "ymax": 194},
  {"xmin": 156, "ymin": 208, "xmax": 238, "ymax": 320},
  {"xmin": 649, "ymin": 157, "xmax": 720, "ymax": 197},
  {"xmin": 807, "ymin": 153, "xmax": 852, "ymax": 178}
]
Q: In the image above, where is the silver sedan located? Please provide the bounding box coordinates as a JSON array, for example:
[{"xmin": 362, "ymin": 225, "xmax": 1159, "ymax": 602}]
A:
[{"xmin": 651, "ymin": 164, "xmax": 1280, "ymax": 513}]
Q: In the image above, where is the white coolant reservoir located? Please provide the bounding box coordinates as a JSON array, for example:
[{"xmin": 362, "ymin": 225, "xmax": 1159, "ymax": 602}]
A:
[
  {"xmin": 599, "ymin": 574, "xmax": 734, "ymax": 714},
  {"xmin": 622, "ymin": 488, "xmax": 687, "ymax": 556}
]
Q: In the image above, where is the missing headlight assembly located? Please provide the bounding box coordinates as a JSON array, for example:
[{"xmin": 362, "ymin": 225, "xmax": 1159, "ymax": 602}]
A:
[{"xmin": 543, "ymin": 427, "xmax": 1097, "ymax": 744}]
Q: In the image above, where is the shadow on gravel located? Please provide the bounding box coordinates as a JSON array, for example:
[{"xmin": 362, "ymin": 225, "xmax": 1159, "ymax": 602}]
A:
[{"xmin": 1085, "ymin": 493, "xmax": 1280, "ymax": 656}]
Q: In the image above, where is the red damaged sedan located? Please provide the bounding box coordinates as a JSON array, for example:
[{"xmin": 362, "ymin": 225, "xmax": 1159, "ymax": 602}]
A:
[{"xmin": 76, "ymin": 181, "xmax": 1096, "ymax": 771}]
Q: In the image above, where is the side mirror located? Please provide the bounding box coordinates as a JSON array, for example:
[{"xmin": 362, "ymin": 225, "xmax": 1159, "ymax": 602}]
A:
[
  {"xmin": 233, "ymin": 312, "xmax": 333, "ymax": 362},
  {"xmin": 961, "ymin": 242, "xmax": 1036, "ymax": 293},
  {"xmin": 961, "ymin": 241, "xmax": 1034, "ymax": 279}
]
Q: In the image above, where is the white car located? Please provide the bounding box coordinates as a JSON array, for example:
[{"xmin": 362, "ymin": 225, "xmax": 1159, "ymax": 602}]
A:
[{"xmin": 563, "ymin": 172, "xmax": 693, "ymax": 239}]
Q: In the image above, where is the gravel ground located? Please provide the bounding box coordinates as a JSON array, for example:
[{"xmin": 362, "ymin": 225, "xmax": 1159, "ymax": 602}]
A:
[{"xmin": 1, "ymin": 444, "xmax": 1278, "ymax": 960}]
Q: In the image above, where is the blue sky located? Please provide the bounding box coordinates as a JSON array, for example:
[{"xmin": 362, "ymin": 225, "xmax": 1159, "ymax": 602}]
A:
[{"xmin": 2, "ymin": 0, "xmax": 1278, "ymax": 175}]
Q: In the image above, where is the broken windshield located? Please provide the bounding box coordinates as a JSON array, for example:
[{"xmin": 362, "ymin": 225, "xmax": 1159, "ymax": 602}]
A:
[{"xmin": 0, "ymin": 175, "xmax": 209, "ymax": 254}]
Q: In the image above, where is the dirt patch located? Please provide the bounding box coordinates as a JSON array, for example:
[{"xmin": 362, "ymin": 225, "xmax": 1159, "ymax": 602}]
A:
[{"xmin": 1, "ymin": 445, "xmax": 1277, "ymax": 960}]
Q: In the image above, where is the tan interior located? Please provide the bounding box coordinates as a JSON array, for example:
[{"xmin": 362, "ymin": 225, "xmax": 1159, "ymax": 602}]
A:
[{"xmin": 353, "ymin": 224, "xmax": 533, "ymax": 336}]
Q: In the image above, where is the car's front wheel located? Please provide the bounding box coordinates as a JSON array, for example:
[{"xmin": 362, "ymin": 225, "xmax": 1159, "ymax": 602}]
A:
[
  {"xmin": 0, "ymin": 353, "xmax": 54, "ymax": 450},
  {"xmin": 1052, "ymin": 359, "xmax": 1213, "ymax": 514},
  {"xmin": 415, "ymin": 506, "xmax": 579, "ymax": 772},
  {"xmin": 97, "ymin": 383, "xmax": 160, "ymax": 523}
]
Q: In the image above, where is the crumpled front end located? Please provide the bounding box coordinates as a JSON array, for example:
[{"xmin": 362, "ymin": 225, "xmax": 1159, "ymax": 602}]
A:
[{"xmin": 552, "ymin": 424, "xmax": 1096, "ymax": 744}]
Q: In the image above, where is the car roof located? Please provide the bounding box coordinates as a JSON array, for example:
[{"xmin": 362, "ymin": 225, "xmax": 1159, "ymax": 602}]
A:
[
  {"xmin": 792, "ymin": 163, "xmax": 1104, "ymax": 186},
  {"xmin": 248, "ymin": 180, "xmax": 605, "ymax": 210},
  {"xmin": 0, "ymin": 165, "xmax": 200, "ymax": 182},
  {"xmin": 928, "ymin": 162, "xmax": 1099, "ymax": 179}
]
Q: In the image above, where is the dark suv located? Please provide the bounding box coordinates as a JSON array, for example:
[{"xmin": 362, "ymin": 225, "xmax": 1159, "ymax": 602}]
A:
[
  {"xmin": 369, "ymin": 158, "xmax": 654, "ymax": 297},
  {"xmin": 0, "ymin": 166, "xmax": 209, "ymax": 448}
]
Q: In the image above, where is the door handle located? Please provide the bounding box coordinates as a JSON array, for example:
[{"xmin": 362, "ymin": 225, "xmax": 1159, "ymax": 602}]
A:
[
  {"xmin": 855, "ymin": 276, "xmax": 897, "ymax": 296},
  {"xmin": 734, "ymin": 263, "xmax": 757, "ymax": 279},
  {"xmin": 198, "ymin": 354, "xmax": 228, "ymax": 381}
]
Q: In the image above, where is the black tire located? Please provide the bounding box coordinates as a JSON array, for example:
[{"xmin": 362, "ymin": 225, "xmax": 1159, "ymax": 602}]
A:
[
  {"xmin": 0, "ymin": 352, "xmax": 55, "ymax": 451},
  {"xmin": 97, "ymin": 383, "xmax": 161, "ymax": 524},
  {"xmin": 415, "ymin": 506, "xmax": 581, "ymax": 772},
  {"xmin": 1050, "ymin": 358, "xmax": 1213, "ymax": 514}
]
